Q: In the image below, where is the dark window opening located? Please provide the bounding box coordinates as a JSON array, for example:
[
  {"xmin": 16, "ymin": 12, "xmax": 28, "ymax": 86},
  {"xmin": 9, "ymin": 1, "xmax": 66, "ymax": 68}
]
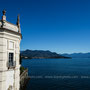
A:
[
  {"xmin": 8, "ymin": 53, "xmax": 16, "ymax": 68},
  {"xmin": 9, "ymin": 53, "xmax": 14, "ymax": 66}
]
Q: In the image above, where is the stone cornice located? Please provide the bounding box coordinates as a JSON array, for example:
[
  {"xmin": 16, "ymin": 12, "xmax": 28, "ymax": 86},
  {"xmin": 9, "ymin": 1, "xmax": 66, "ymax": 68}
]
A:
[{"xmin": 0, "ymin": 28, "xmax": 22, "ymax": 39}]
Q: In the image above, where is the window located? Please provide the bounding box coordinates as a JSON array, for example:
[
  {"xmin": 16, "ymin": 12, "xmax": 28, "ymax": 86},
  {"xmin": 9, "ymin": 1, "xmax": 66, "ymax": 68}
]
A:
[
  {"xmin": 9, "ymin": 53, "xmax": 14, "ymax": 66},
  {"xmin": 8, "ymin": 41, "xmax": 14, "ymax": 49},
  {"xmin": 7, "ymin": 53, "xmax": 16, "ymax": 68}
]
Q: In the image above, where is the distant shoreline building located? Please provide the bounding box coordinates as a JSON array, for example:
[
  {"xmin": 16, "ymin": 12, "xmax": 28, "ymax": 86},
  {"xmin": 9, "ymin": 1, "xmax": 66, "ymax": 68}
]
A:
[{"xmin": 0, "ymin": 10, "xmax": 22, "ymax": 90}]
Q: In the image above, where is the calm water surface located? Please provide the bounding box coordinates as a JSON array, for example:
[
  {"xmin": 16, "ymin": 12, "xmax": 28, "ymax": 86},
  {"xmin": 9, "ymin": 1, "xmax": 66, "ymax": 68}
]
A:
[{"xmin": 22, "ymin": 58, "xmax": 90, "ymax": 90}]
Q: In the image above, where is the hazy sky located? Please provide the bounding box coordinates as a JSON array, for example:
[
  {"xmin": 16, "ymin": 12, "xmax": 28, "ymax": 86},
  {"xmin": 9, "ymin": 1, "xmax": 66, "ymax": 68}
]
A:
[{"xmin": 0, "ymin": 0, "xmax": 90, "ymax": 54}]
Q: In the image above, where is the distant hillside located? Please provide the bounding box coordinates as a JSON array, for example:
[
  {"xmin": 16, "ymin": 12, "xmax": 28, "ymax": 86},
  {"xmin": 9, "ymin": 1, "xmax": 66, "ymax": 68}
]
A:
[
  {"xmin": 21, "ymin": 49, "xmax": 70, "ymax": 59},
  {"xmin": 62, "ymin": 52, "xmax": 90, "ymax": 58}
]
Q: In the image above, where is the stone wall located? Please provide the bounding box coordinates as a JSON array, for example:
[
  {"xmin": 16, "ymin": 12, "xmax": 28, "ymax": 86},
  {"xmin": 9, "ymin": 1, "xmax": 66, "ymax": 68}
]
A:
[
  {"xmin": 0, "ymin": 29, "xmax": 21, "ymax": 90},
  {"xmin": 20, "ymin": 68, "xmax": 30, "ymax": 90}
]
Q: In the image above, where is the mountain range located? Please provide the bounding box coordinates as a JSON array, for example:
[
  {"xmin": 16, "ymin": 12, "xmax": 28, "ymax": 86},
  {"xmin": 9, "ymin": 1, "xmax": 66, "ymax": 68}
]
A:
[
  {"xmin": 62, "ymin": 52, "xmax": 90, "ymax": 58},
  {"xmin": 21, "ymin": 49, "xmax": 70, "ymax": 59},
  {"xmin": 21, "ymin": 49, "xmax": 90, "ymax": 59}
]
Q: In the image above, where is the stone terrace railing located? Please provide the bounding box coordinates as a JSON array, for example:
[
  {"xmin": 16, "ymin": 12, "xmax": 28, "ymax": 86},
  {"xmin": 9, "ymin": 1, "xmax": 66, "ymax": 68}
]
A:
[{"xmin": 20, "ymin": 68, "xmax": 30, "ymax": 90}]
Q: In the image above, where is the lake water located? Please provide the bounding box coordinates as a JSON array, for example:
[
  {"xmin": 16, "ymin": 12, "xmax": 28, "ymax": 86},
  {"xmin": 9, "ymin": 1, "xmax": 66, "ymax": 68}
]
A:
[{"xmin": 22, "ymin": 58, "xmax": 90, "ymax": 90}]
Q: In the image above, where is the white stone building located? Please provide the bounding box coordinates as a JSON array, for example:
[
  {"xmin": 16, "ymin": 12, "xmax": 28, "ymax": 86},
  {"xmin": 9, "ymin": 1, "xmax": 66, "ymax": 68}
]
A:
[{"xmin": 0, "ymin": 10, "xmax": 22, "ymax": 90}]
